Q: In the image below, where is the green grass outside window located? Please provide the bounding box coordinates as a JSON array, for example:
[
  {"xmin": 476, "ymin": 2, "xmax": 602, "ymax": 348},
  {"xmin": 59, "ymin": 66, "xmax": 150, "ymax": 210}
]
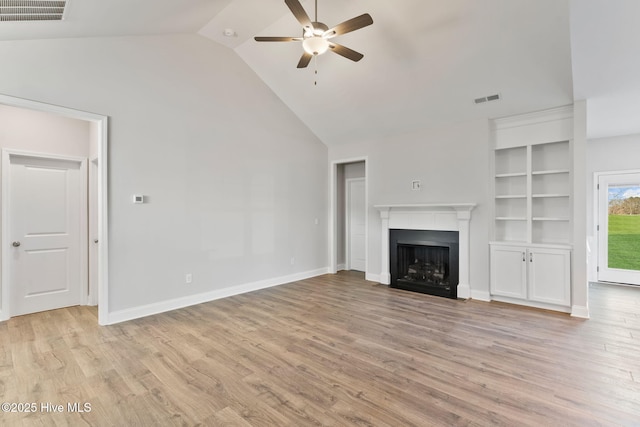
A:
[{"xmin": 608, "ymin": 215, "xmax": 640, "ymax": 270}]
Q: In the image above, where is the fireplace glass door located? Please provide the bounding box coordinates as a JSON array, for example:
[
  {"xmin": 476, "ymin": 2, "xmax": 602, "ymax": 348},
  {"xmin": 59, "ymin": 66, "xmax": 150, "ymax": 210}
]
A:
[
  {"xmin": 397, "ymin": 244, "xmax": 450, "ymax": 290},
  {"xmin": 389, "ymin": 229, "xmax": 459, "ymax": 299}
]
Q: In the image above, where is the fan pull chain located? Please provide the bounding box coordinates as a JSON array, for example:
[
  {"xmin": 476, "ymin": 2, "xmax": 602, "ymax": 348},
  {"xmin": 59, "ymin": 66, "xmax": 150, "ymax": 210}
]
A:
[{"xmin": 314, "ymin": 55, "xmax": 318, "ymax": 86}]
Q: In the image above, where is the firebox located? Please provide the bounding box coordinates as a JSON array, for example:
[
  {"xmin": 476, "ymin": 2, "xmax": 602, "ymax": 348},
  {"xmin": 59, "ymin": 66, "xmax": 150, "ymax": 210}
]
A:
[{"xmin": 389, "ymin": 229, "xmax": 459, "ymax": 299}]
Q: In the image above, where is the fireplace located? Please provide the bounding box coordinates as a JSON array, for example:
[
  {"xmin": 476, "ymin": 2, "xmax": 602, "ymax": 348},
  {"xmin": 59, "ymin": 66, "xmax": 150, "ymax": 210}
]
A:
[
  {"xmin": 375, "ymin": 203, "xmax": 476, "ymax": 299},
  {"xmin": 390, "ymin": 229, "xmax": 459, "ymax": 299}
]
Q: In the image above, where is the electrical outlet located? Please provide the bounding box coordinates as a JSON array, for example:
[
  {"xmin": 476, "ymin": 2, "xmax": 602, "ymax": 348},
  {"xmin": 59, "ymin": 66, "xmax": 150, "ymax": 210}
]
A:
[{"xmin": 185, "ymin": 273, "xmax": 192, "ymax": 284}]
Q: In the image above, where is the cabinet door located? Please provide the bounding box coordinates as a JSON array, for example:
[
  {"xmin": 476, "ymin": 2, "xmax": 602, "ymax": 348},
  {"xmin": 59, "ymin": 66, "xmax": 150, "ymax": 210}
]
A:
[
  {"xmin": 528, "ymin": 248, "xmax": 570, "ymax": 306},
  {"xmin": 490, "ymin": 245, "xmax": 527, "ymax": 299}
]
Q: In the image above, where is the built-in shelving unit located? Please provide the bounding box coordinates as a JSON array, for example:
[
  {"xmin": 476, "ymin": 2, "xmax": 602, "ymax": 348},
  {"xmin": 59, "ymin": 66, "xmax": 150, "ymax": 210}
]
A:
[
  {"xmin": 490, "ymin": 106, "xmax": 573, "ymax": 313},
  {"xmin": 493, "ymin": 140, "xmax": 571, "ymax": 245}
]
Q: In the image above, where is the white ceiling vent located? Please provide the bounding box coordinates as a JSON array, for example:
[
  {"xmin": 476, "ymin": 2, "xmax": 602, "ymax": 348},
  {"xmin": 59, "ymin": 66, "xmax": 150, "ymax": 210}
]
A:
[
  {"xmin": 0, "ymin": 0, "xmax": 67, "ymax": 22},
  {"xmin": 474, "ymin": 93, "xmax": 501, "ymax": 105}
]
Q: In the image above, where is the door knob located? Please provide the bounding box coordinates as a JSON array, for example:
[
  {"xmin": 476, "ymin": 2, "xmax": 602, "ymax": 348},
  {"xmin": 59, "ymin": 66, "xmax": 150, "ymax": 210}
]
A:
[{"xmin": 12, "ymin": 241, "xmax": 21, "ymax": 247}]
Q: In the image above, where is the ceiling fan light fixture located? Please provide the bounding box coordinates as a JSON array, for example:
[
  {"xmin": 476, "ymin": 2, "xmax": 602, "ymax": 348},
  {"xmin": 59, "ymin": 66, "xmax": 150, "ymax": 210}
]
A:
[
  {"xmin": 302, "ymin": 36, "xmax": 329, "ymax": 55},
  {"xmin": 254, "ymin": 0, "xmax": 373, "ymax": 68}
]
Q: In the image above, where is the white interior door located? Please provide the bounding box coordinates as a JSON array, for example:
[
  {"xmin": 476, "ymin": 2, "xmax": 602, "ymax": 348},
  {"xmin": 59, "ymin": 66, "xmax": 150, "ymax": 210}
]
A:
[
  {"xmin": 7, "ymin": 153, "xmax": 87, "ymax": 316},
  {"xmin": 346, "ymin": 178, "xmax": 366, "ymax": 272},
  {"xmin": 598, "ymin": 172, "xmax": 640, "ymax": 285}
]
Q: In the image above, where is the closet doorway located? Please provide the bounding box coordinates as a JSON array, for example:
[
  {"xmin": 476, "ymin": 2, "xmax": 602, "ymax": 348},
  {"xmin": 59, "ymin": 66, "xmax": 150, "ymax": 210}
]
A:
[{"xmin": 330, "ymin": 159, "xmax": 367, "ymax": 275}]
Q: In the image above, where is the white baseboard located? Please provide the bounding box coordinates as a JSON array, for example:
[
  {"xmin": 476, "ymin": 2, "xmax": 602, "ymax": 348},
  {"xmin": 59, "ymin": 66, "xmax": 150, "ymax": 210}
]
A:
[
  {"xmin": 571, "ymin": 305, "xmax": 590, "ymax": 319},
  {"xmin": 457, "ymin": 283, "xmax": 471, "ymax": 299},
  {"xmin": 491, "ymin": 295, "xmax": 571, "ymax": 313},
  {"xmin": 336, "ymin": 263, "xmax": 346, "ymax": 271},
  {"xmin": 365, "ymin": 272, "xmax": 381, "ymax": 283},
  {"xmin": 105, "ymin": 267, "xmax": 330, "ymax": 325},
  {"xmin": 470, "ymin": 289, "xmax": 491, "ymax": 302}
]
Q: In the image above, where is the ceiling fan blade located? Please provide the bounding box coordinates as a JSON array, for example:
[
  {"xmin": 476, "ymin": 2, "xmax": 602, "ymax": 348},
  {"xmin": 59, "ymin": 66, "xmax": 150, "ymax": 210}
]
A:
[
  {"xmin": 254, "ymin": 36, "xmax": 303, "ymax": 42},
  {"xmin": 285, "ymin": 0, "xmax": 314, "ymax": 31},
  {"xmin": 297, "ymin": 52, "xmax": 313, "ymax": 68},
  {"xmin": 324, "ymin": 13, "xmax": 373, "ymax": 38},
  {"xmin": 328, "ymin": 43, "xmax": 364, "ymax": 62}
]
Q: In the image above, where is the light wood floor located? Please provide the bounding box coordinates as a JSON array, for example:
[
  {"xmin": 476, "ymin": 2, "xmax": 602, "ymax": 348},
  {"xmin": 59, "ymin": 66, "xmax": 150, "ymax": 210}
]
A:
[{"xmin": 1, "ymin": 272, "xmax": 639, "ymax": 426}]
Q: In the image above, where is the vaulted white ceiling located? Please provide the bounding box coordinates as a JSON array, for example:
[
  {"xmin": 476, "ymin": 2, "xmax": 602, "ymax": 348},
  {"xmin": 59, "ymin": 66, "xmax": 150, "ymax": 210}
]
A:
[
  {"xmin": 0, "ymin": 0, "xmax": 636, "ymax": 143},
  {"xmin": 204, "ymin": 0, "xmax": 575, "ymax": 145}
]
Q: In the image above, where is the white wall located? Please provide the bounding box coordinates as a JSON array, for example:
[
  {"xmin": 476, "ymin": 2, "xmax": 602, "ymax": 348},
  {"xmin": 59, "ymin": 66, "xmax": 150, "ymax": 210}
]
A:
[
  {"xmin": 0, "ymin": 34, "xmax": 328, "ymax": 319},
  {"xmin": 0, "ymin": 105, "xmax": 90, "ymax": 156},
  {"xmin": 329, "ymin": 119, "xmax": 491, "ymax": 295},
  {"xmin": 586, "ymin": 132, "xmax": 640, "ymax": 281}
]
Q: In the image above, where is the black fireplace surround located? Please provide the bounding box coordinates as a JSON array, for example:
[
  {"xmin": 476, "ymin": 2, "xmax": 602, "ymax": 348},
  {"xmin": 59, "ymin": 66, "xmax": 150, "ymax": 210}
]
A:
[{"xmin": 389, "ymin": 229, "xmax": 459, "ymax": 299}]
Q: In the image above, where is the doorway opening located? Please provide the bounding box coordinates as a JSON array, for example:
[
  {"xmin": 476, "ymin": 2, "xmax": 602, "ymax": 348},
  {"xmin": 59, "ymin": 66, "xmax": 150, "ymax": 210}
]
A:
[
  {"xmin": 0, "ymin": 94, "xmax": 109, "ymax": 324},
  {"xmin": 330, "ymin": 158, "xmax": 367, "ymax": 276},
  {"xmin": 596, "ymin": 171, "xmax": 640, "ymax": 286}
]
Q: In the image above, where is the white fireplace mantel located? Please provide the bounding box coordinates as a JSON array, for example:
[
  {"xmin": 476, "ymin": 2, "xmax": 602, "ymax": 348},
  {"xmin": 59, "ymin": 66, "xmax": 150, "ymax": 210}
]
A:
[{"xmin": 374, "ymin": 203, "xmax": 476, "ymax": 299}]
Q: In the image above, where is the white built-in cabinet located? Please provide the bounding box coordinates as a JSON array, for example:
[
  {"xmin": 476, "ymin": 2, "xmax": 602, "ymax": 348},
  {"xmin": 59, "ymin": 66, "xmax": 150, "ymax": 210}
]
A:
[
  {"xmin": 490, "ymin": 245, "xmax": 571, "ymax": 306},
  {"xmin": 490, "ymin": 107, "xmax": 573, "ymax": 312}
]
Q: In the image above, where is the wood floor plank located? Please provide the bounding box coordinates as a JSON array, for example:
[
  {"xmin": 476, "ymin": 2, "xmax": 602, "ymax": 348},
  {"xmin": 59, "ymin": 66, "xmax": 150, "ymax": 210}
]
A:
[{"xmin": 1, "ymin": 272, "xmax": 640, "ymax": 426}]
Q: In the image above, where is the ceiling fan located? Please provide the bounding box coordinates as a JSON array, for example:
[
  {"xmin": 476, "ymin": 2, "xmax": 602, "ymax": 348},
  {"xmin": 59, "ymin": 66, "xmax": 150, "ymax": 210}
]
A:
[{"xmin": 254, "ymin": 0, "xmax": 373, "ymax": 69}]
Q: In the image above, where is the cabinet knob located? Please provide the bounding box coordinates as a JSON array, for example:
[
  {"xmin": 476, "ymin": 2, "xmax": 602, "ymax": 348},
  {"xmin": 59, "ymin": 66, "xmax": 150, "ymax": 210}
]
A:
[
  {"xmin": 522, "ymin": 252, "xmax": 525, "ymax": 262},
  {"xmin": 530, "ymin": 253, "xmax": 533, "ymax": 262}
]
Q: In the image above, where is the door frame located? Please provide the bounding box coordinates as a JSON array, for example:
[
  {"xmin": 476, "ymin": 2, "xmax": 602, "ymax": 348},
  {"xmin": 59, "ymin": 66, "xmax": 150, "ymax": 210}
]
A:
[
  {"xmin": 89, "ymin": 157, "xmax": 99, "ymax": 306},
  {"xmin": 329, "ymin": 157, "xmax": 368, "ymax": 277},
  {"xmin": 0, "ymin": 94, "xmax": 109, "ymax": 325},
  {"xmin": 594, "ymin": 169, "xmax": 640, "ymax": 285},
  {"xmin": 3, "ymin": 150, "xmax": 88, "ymax": 313},
  {"xmin": 345, "ymin": 177, "xmax": 366, "ymax": 271}
]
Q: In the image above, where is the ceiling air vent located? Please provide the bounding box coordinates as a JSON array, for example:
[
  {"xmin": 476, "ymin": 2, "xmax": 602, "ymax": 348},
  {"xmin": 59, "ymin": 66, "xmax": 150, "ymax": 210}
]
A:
[
  {"xmin": 474, "ymin": 93, "xmax": 501, "ymax": 105},
  {"xmin": 0, "ymin": 0, "xmax": 67, "ymax": 22}
]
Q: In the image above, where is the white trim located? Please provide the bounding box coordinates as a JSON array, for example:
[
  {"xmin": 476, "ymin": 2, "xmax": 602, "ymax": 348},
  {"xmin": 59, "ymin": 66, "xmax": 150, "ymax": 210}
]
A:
[
  {"xmin": 470, "ymin": 290, "xmax": 491, "ymax": 302},
  {"xmin": 491, "ymin": 106, "xmax": 574, "ymax": 150},
  {"xmin": 591, "ymin": 172, "xmax": 599, "ymax": 283},
  {"xmin": 492, "ymin": 105, "xmax": 574, "ymax": 130},
  {"xmin": 329, "ymin": 157, "xmax": 368, "ymax": 276},
  {"xmin": 1, "ymin": 153, "xmax": 8, "ymax": 321},
  {"xmin": 592, "ymin": 170, "xmax": 640, "ymax": 283},
  {"xmin": 489, "ymin": 241, "xmax": 573, "ymax": 250},
  {"xmin": 88, "ymin": 158, "xmax": 99, "ymax": 306},
  {"xmin": 0, "ymin": 94, "xmax": 109, "ymax": 325},
  {"xmin": 365, "ymin": 273, "xmax": 381, "ymax": 283},
  {"xmin": 0, "ymin": 94, "xmax": 106, "ymax": 122},
  {"xmin": 106, "ymin": 267, "xmax": 330, "ymax": 325},
  {"xmin": 336, "ymin": 263, "xmax": 346, "ymax": 271},
  {"xmin": 595, "ymin": 170, "xmax": 640, "ymax": 285},
  {"xmin": 1, "ymin": 150, "xmax": 88, "ymax": 319},
  {"xmin": 375, "ymin": 203, "xmax": 476, "ymax": 297},
  {"xmin": 571, "ymin": 305, "xmax": 590, "ymax": 319},
  {"xmin": 374, "ymin": 203, "xmax": 476, "ymax": 211},
  {"xmin": 97, "ymin": 115, "xmax": 109, "ymax": 325},
  {"xmin": 492, "ymin": 295, "xmax": 572, "ymax": 313}
]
